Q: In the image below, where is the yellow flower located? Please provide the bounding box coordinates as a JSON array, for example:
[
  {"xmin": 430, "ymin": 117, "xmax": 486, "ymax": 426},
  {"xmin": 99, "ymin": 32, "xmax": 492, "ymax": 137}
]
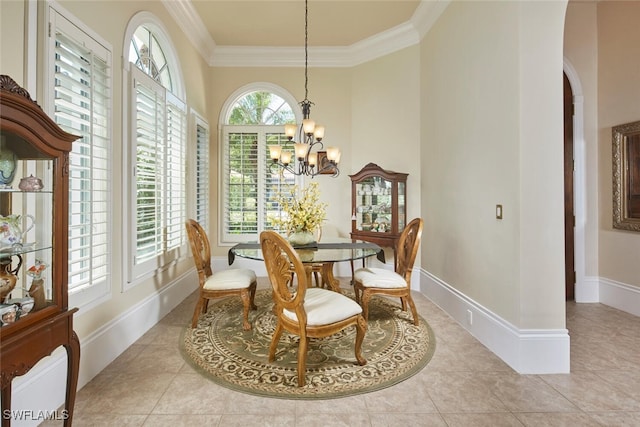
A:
[{"xmin": 271, "ymin": 182, "xmax": 327, "ymax": 234}]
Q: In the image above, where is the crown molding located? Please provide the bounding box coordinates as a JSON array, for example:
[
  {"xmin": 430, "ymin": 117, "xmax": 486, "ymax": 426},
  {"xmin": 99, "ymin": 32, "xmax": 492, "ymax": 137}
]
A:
[
  {"xmin": 412, "ymin": 0, "xmax": 451, "ymax": 40},
  {"xmin": 211, "ymin": 22, "xmax": 420, "ymax": 68},
  {"xmin": 164, "ymin": 0, "xmax": 451, "ymax": 68},
  {"xmin": 162, "ymin": 0, "xmax": 216, "ymax": 64}
]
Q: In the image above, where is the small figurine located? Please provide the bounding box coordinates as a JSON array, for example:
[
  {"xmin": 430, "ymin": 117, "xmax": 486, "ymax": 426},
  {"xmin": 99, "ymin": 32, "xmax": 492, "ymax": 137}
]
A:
[{"xmin": 27, "ymin": 259, "xmax": 48, "ymax": 311}]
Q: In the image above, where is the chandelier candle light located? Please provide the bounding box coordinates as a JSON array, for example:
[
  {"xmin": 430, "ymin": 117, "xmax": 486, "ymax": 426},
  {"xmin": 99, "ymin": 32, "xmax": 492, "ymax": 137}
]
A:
[{"xmin": 269, "ymin": 0, "xmax": 341, "ymax": 177}]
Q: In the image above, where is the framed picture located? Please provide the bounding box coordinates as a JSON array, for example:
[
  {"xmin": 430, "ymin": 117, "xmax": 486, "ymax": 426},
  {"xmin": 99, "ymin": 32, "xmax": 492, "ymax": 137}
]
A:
[
  {"xmin": 317, "ymin": 151, "xmax": 334, "ymax": 175},
  {"xmin": 613, "ymin": 120, "xmax": 640, "ymax": 232}
]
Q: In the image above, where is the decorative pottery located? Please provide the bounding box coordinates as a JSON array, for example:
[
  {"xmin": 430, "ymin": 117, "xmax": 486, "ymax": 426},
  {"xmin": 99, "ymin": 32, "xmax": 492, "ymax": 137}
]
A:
[
  {"xmin": 288, "ymin": 231, "xmax": 316, "ymax": 247},
  {"xmin": 0, "ymin": 140, "xmax": 17, "ymax": 188},
  {"xmin": 297, "ymin": 249, "xmax": 315, "ymax": 262},
  {"xmin": 8, "ymin": 297, "xmax": 34, "ymax": 317},
  {"xmin": 0, "ymin": 303, "xmax": 18, "ymax": 325},
  {"xmin": 0, "ymin": 259, "xmax": 18, "ymax": 303},
  {"xmin": 0, "ymin": 214, "xmax": 35, "ymax": 249},
  {"xmin": 18, "ymin": 175, "xmax": 44, "ymax": 191}
]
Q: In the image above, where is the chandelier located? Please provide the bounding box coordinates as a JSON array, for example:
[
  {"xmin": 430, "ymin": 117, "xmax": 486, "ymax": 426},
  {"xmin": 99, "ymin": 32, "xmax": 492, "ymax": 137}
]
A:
[{"xmin": 269, "ymin": 0, "xmax": 341, "ymax": 177}]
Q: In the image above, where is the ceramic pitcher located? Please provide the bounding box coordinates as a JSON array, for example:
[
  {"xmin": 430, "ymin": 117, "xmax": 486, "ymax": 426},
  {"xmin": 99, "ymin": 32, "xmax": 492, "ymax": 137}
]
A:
[{"xmin": 0, "ymin": 214, "xmax": 35, "ymax": 249}]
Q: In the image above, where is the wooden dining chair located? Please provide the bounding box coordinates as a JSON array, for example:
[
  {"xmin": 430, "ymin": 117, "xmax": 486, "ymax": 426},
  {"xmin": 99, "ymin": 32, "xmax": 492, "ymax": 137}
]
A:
[
  {"xmin": 353, "ymin": 217, "xmax": 423, "ymax": 325},
  {"xmin": 260, "ymin": 230, "xmax": 367, "ymax": 387},
  {"xmin": 185, "ymin": 219, "xmax": 257, "ymax": 330}
]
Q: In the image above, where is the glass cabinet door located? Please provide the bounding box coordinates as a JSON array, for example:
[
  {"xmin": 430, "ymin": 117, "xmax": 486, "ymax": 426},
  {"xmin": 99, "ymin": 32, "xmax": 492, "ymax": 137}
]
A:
[
  {"xmin": 354, "ymin": 176, "xmax": 393, "ymax": 233},
  {"xmin": 0, "ymin": 135, "xmax": 55, "ymax": 327},
  {"xmin": 398, "ymin": 181, "xmax": 406, "ymax": 232}
]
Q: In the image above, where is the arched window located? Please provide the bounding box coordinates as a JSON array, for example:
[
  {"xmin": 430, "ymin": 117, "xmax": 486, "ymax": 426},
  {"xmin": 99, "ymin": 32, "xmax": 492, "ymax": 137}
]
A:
[
  {"xmin": 124, "ymin": 13, "xmax": 187, "ymax": 283},
  {"xmin": 220, "ymin": 85, "xmax": 299, "ymax": 242},
  {"xmin": 129, "ymin": 25, "xmax": 172, "ymax": 90}
]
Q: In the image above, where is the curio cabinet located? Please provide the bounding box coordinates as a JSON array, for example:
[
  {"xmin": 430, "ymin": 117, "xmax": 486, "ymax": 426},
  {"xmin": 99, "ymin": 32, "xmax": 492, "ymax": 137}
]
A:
[
  {"xmin": 0, "ymin": 75, "xmax": 80, "ymax": 426},
  {"xmin": 350, "ymin": 163, "xmax": 408, "ymax": 261}
]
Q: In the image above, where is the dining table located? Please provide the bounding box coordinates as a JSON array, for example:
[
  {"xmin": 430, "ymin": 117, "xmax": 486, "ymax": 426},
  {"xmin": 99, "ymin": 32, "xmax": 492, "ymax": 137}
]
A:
[{"xmin": 228, "ymin": 237, "xmax": 385, "ymax": 293}]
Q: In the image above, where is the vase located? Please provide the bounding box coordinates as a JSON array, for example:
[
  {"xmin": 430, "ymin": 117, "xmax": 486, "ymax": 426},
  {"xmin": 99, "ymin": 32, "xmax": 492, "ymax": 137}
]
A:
[
  {"xmin": 0, "ymin": 140, "xmax": 17, "ymax": 188},
  {"xmin": 288, "ymin": 231, "xmax": 316, "ymax": 247},
  {"xmin": 0, "ymin": 214, "xmax": 36, "ymax": 249},
  {"xmin": 0, "ymin": 259, "xmax": 18, "ymax": 303}
]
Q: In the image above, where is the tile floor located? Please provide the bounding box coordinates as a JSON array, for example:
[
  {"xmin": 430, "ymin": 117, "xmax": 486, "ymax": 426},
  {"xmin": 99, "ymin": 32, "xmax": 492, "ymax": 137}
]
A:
[{"xmin": 44, "ymin": 278, "xmax": 640, "ymax": 426}]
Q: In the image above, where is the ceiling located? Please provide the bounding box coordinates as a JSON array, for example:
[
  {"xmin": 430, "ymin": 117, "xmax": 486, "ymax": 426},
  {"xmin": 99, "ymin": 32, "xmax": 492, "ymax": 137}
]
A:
[{"xmin": 189, "ymin": 0, "xmax": 421, "ymax": 47}]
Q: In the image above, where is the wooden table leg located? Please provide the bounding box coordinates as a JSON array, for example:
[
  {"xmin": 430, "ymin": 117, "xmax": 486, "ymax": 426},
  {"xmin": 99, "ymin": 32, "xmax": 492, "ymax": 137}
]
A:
[{"xmin": 320, "ymin": 262, "xmax": 341, "ymax": 293}]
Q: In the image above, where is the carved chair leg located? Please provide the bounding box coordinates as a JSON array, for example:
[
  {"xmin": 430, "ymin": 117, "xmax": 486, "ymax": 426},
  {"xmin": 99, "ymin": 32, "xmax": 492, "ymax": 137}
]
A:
[
  {"xmin": 353, "ymin": 283, "xmax": 361, "ymax": 304},
  {"xmin": 405, "ymin": 295, "xmax": 419, "ymax": 326},
  {"xmin": 297, "ymin": 334, "xmax": 308, "ymax": 387},
  {"xmin": 249, "ymin": 282, "xmax": 258, "ymax": 310},
  {"xmin": 354, "ymin": 315, "xmax": 367, "ymax": 366},
  {"xmin": 361, "ymin": 291, "xmax": 372, "ymax": 321},
  {"xmin": 240, "ymin": 291, "xmax": 252, "ymax": 331},
  {"xmin": 268, "ymin": 322, "xmax": 284, "ymax": 363},
  {"xmin": 191, "ymin": 297, "xmax": 204, "ymax": 328}
]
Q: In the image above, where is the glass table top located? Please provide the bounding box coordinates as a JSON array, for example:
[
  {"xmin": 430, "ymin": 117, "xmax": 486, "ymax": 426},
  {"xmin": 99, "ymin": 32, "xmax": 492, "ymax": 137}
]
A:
[{"xmin": 228, "ymin": 237, "xmax": 385, "ymax": 265}]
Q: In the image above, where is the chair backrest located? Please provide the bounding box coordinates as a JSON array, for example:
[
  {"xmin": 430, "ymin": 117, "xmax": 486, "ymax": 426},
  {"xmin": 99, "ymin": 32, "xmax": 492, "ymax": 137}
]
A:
[
  {"xmin": 260, "ymin": 231, "xmax": 309, "ymax": 323},
  {"xmin": 185, "ymin": 219, "xmax": 213, "ymax": 284},
  {"xmin": 396, "ymin": 218, "xmax": 424, "ymax": 283}
]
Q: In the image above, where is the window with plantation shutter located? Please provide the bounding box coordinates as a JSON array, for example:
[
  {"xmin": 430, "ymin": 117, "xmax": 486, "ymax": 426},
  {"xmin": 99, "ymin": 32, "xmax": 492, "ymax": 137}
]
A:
[
  {"xmin": 221, "ymin": 127, "xmax": 295, "ymax": 242},
  {"xmin": 220, "ymin": 89, "xmax": 298, "ymax": 243},
  {"xmin": 130, "ymin": 67, "xmax": 186, "ymax": 279},
  {"xmin": 195, "ymin": 117, "xmax": 210, "ymax": 231},
  {"xmin": 48, "ymin": 7, "xmax": 112, "ymax": 307}
]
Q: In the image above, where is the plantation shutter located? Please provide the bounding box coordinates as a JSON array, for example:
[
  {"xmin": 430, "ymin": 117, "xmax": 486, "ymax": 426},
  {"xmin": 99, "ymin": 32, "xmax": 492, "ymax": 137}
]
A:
[
  {"xmin": 264, "ymin": 133, "xmax": 295, "ymax": 230},
  {"xmin": 195, "ymin": 121, "xmax": 210, "ymax": 230},
  {"xmin": 51, "ymin": 11, "xmax": 111, "ymax": 300},
  {"xmin": 133, "ymin": 71, "xmax": 165, "ymax": 266},
  {"xmin": 165, "ymin": 93, "xmax": 186, "ymax": 251},
  {"xmin": 223, "ymin": 130, "xmax": 259, "ymax": 240}
]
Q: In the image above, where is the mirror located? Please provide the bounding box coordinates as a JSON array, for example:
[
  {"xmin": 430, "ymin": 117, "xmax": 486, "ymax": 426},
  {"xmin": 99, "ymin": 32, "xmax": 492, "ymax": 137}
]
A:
[{"xmin": 612, "ymin": 120, "xmax": 640, "ymax": 231}]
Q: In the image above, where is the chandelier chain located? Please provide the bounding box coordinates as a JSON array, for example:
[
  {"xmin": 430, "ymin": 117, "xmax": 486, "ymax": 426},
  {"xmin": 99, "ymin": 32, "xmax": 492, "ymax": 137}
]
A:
[{"xmin": 304, "ymin": 0, "xmax": 309, "ymax": 102}]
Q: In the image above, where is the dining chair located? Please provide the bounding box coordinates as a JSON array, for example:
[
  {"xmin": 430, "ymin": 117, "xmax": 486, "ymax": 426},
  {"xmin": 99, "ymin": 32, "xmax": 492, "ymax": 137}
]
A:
[
  {"xmin": 260, "ymin": 230, "xmax": 367, "ymax": 387},
  {"xmin": 185, "ymin": 219, "xmax": 257, "ymax": 330},
  {"xmin": 353, "ymin": 217, "xmax": 423, "ymax": 325}
]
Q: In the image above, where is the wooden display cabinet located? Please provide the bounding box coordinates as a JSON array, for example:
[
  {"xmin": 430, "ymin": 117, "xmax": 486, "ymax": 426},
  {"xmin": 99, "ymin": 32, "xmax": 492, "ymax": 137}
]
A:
[
  {"xmin": 0, "ymin": 76, "xmax": 80, "ymax": 426},
  {"xmin": 350, "ymin": 163, "xmax": 408, "ymax": 263}
]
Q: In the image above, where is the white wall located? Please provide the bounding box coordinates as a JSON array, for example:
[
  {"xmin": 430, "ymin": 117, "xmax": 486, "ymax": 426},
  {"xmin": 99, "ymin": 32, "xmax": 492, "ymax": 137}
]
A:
[{"xmin": 418, "ymin": 0, "xmax": 569, "ymax": 372}]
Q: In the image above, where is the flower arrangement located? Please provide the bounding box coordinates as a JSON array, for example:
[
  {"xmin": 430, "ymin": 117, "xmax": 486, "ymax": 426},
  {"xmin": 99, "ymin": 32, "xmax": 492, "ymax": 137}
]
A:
[{"xmin": 271, "ymin": 182, "xmax": 327, "ymax": 235}]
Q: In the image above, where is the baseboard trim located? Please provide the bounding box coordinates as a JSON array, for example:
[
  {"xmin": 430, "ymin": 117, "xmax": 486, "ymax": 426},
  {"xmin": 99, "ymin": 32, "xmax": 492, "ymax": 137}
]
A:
[
  {"xmin": 419, "ymin": 269, "xmax": 570, "ymax": 374},
  {"xmin": 575, "ymin": 275, "xmax": 600, "ymax": 303},
  {"xmin": 9, "ymin": 269, "xmax": 198, "ymax": 427},
  {"xmin": 599, "ymin": 277, "xmax": 640, "ymax": 317}
]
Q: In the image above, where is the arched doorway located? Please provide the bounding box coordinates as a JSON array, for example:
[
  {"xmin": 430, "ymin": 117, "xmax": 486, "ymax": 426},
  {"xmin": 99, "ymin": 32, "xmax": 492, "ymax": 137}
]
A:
[{"xmin": 563, "ymin": 72, "xmax": 575, "ymax": 301}]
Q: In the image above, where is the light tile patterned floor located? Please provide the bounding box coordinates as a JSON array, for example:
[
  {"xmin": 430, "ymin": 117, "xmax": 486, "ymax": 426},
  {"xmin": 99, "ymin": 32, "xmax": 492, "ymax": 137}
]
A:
[{"xmin": 44, "ymin": 278, "xmax": 640, "ymax": 426}]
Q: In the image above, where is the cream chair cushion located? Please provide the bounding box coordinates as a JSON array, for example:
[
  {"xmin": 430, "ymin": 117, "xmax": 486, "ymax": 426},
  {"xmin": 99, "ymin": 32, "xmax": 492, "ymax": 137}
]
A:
[
  {"xmin": 204, "ymin": 268, "xmax": 257, "ymax": 290},
  {"xmin": 354, "ymin": 267, "xmax": 407, "ymax": 289},
  {"xmin": 283, "ymin": 287, "xmax": 363, "ymax": 326}
]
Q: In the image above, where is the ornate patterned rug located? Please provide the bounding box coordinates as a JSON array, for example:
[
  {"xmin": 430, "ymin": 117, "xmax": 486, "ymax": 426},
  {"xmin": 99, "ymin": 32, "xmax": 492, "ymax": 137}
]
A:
[{"xmin": 180, "ymin": 288, "xmax": 435, "ymax": 399}]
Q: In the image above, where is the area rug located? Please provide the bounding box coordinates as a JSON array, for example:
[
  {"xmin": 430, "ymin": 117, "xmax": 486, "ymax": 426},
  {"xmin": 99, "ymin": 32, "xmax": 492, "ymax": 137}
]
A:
[{"xmin": 180, "ymin": 288, "xmax": 435, "ymax": 399}]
